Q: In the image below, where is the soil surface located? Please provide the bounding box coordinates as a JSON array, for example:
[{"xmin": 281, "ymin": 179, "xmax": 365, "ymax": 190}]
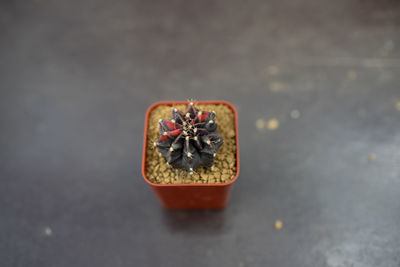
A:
[{"xmin": 145, "ymin": 103, "xmax": 237, "ymax": 184}]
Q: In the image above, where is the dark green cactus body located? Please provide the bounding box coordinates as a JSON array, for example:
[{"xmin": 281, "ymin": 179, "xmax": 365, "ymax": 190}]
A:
[{"xmin": 154, "ymin": 102, "xmax": 224, "ymax": 173}]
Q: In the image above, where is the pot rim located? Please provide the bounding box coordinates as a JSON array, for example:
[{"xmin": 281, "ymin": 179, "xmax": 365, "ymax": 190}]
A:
[{"xmin": 142, "ymin": 100, "xmax": 240, "ymax": 187}]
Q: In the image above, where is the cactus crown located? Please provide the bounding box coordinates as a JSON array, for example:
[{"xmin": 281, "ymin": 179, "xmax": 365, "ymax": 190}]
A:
[{"xmin": 154, "ymin": 102, "xmax": 224, "ymax": 174}]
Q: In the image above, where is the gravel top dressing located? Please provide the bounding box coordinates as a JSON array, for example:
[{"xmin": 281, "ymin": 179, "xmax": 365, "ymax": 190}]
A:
[{"xmin": 145, "ymin": 103, "xmax": 237, "ymax": 184}]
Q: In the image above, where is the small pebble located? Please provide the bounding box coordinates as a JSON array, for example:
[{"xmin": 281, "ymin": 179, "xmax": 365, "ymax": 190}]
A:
[
  {"xmin": 44, "ymin": 227, "xmax": 52, "ymax": 236},
  {"xmin": 267, "ymin": 118, "xmax": 279, "ymax": 130},
  {"xmin": 290, "ymin": 109, "xmax": 300, "ymax": 119},
  {"xmin": 274, "ymin": 220, "xmax": 283, "ymax": 230},
  {"xmin": 221, "ymin": 174, "xmax": 230, "ymax": 180}
]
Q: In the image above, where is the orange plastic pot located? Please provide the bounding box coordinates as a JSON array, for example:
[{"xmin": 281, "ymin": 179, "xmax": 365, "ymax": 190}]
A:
[{"xmin": 142, "ymin": 100, "xmax": 240, "ymax": 209}]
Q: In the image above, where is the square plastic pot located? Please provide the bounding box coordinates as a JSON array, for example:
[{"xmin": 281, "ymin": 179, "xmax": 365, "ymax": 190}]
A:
[{"xmin": 142, "ymin": 100, "xmax": 240, "ymax": 209}]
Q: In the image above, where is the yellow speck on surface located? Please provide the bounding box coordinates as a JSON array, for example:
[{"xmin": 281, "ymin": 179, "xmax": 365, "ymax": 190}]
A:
[
  {"xmin": 269, "ymin": 82, "xmax": 283, "ymax": 92},
  {"xmin": 266, "ymin": 65, "xmax": 279, "ymax": 76},
  {"xmin": 255, "ymin": 119, "xmax": 265, "ymax": 130},
  {"xmin": 396, "ymin": 101, "xmax": 400, "ymax": 111},
  {"xmin": 274, "ymin": 220, "xmax": 283, "ymax": 230},
  {"xmin": 267, "ymin": 118, "xmax": 279, "ymax": 130},
  {"xmin": 369, "ymin": 153, "xmax": 376, "ymax": 162},
  {"xmin": 347, "ymin": 70, "xmax": 357, "ymax": 81}
]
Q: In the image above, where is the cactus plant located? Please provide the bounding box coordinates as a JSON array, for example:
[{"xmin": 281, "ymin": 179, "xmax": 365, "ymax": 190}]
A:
[{"xmin": 154, "ymin": 101, "xmax": 224, "ymax": 174}]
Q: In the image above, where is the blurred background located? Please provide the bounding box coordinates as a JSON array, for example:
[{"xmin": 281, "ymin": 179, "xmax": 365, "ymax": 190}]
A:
[{"xmin": 1, "ymin": 0, "xmax": 400, "ymax": 266}]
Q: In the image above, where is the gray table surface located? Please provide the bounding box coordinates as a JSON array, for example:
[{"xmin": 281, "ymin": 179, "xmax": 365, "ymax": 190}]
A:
[{"xmin": 1, "ymin": 0, "xmax": 400, "ymax": 266}]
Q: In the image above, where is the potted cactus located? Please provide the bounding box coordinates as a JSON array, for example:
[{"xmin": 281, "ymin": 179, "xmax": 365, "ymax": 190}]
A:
[{"xmin": 141, "ymin": 100, "xmax": 239, "ymax": 209}]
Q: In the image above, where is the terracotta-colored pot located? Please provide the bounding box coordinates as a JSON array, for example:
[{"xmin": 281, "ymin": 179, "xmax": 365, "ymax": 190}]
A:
[{"xmin": 141, "ymin": 100, "xmax": 240, "ymax": 209}]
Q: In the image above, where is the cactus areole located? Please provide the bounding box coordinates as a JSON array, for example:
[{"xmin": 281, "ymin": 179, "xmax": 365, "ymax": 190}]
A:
[{"xmin": 154, "ymin": 102, "xmax": 224, "ymax": 174}]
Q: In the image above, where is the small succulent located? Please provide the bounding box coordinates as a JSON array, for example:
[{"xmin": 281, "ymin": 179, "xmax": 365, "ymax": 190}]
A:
[{"xmin": 154, "ymin": 102, "xmax": 224, "ymax": 174}]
